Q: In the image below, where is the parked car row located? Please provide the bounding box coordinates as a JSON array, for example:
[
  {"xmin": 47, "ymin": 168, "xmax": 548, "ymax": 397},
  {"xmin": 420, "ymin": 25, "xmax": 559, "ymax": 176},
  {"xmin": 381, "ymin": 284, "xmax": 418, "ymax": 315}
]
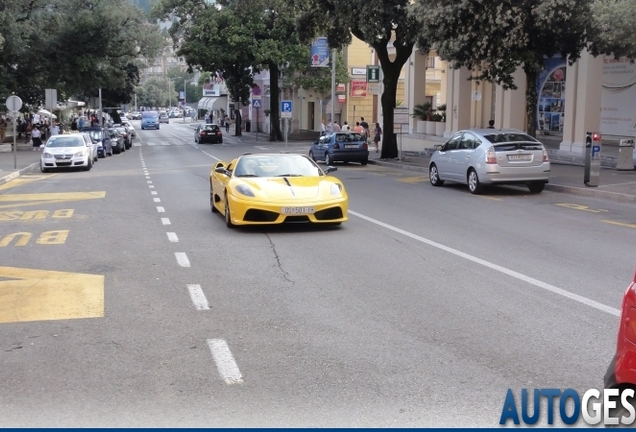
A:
[{"xmin": 39, "ymin": 125, "xmax": 135, "ymax": 172}]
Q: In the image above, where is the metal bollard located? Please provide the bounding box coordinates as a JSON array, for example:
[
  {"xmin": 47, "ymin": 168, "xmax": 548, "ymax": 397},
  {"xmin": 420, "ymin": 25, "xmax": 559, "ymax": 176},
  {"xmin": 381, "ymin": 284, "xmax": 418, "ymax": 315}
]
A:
[{"xmin": 617, "ymin": 139, "xmax": 635, "ymax": 171}]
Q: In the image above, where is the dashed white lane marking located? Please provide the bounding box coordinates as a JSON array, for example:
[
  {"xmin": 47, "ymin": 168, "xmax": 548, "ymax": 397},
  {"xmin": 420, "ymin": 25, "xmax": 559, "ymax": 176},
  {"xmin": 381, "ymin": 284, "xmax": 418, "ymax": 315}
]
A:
[
  {"xmin": 151, "ymin": 191, "xmax": 158, "ymax": 195},
  {"xmin": 348, "ymin": 210, "xmax": 620, "ymax": 317},
  {"xmin": 167, "ymin": 232, "xmax": 179, "ymax": 242},
  {"xmin": 175, "ymin": 252, "xmax": 190, "ymax": 267},
  {"xmin": 146, "ymin": 176, "xmax": 151, "ymax": 179},
  {"xmin": 154, "ymin": 198, "xmax": 161, "ymax": 203},
  {"xmin": 207, "ymin": 339, "xmax": 243, "ymax": 384},
  {"xmin": 254, "ymin": 146, "xmax": 270, "ymax": 150},
  {"xmin": 147, "ymin": 180, "xmax": 153, "ymax": 184},
  {"xmin": 187, "ymin": 284, "xmax": 210, "ymax": 310},
  {"xmin": 149, "ymin": 185, "xmax": 155, "ymax": 189},
  {"xmin": 157, "ymin": 206, "xmax": 165, "ymax": 213},
  {"xmin": 161, "ymin": 218, "xmax": 171, "ymax": 225}
]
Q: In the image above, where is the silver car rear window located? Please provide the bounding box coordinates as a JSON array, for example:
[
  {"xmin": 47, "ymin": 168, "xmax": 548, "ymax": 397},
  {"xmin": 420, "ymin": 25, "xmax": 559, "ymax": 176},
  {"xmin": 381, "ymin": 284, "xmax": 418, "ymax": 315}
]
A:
[{"xmin": 483, "ymin": 133, "xmax": 539, "ymax": 144}]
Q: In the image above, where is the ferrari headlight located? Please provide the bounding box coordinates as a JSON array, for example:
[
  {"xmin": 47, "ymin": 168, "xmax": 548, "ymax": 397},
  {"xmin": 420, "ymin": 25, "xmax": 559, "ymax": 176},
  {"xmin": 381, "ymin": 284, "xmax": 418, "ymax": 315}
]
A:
[
  {"xmin": 236, "ymin": 184, "xmax": 255, "ymax": 197},
  {"xmin": 330, "ymin": 183, "xmax": 343, "ymax": 195}
]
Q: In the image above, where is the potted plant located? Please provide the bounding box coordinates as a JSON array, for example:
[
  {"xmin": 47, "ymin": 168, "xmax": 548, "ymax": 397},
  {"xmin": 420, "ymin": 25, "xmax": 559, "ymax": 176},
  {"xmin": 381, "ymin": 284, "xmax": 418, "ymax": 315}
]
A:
[
  {"xmin": 435, "ymin": 104, "xmax": 446, "ymax": 136},
  {"xmin": 412, "ymin": 102, "xmax": 432, "ymax": 134}
]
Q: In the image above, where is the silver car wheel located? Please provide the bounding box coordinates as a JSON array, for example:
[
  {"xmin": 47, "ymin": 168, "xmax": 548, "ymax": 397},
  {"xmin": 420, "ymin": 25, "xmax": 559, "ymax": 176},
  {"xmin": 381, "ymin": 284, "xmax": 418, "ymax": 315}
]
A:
[
  {"xmin": 429, "ymin": 164, "xmax": 444, "ymax": 186},
  {"xmin": 468, "ymin": 169, "xmax": 482, "ymax": 194}
]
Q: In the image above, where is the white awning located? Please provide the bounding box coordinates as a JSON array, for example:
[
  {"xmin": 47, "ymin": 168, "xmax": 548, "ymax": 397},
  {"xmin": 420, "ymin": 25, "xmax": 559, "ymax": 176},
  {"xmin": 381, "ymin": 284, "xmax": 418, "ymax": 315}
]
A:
[{"xmin": 198, "ymin": 96, "xmax": 227, "ymax": 111}]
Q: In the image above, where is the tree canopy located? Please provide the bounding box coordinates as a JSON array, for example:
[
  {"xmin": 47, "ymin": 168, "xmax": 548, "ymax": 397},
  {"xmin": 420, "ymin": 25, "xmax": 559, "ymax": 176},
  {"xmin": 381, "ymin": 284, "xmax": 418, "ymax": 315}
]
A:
[
  {"xmin": 299, "ymin": 0, "xmax": 424, "ymax": 159},
  {"xmin": 154, "ymin": 0, "xmax": 349, "ymax": 140},
  {"xmin": 0, "ymin": 0, "xmax": 163, "ymax": 111},
  {"xmin": 413, "ymin": 0, "xmax": 595, "ymax": 136}
]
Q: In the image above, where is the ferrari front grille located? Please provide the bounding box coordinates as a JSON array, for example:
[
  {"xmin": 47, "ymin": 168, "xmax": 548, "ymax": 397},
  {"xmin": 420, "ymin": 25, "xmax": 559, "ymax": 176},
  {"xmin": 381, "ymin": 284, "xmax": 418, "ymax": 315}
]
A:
[
  {"xmin": 244, "ymin": 209, "xmax": 278, "ymax": 222},
  {"xmin": 314, "ymin": 207, "xmax": 343, "ymax": 221}
]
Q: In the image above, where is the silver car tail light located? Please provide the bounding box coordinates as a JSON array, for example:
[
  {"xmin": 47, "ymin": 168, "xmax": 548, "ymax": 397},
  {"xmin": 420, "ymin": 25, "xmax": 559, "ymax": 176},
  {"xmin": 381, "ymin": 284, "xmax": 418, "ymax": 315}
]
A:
[
  {"xmin": 542, "ymin": 147, "xmax": 549, "ymax": 162},
  {"xmin": 485, "ymin": 146, "xmax": 497, "ymax": 164}
]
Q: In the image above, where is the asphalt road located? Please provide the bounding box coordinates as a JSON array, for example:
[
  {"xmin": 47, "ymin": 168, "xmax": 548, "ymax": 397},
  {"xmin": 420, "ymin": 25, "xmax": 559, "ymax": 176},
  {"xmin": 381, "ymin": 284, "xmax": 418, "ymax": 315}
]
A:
[{"xmin": 0, "ymin": 120, "xmax": 634, "ymax": 427}]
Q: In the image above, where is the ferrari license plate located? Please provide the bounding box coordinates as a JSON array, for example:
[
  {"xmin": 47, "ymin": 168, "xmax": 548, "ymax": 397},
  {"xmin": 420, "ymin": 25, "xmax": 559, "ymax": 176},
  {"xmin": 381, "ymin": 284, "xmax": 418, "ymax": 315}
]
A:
[{"xmin": 282, "ymin": 206, "xmax": 315, "ymax": 214}]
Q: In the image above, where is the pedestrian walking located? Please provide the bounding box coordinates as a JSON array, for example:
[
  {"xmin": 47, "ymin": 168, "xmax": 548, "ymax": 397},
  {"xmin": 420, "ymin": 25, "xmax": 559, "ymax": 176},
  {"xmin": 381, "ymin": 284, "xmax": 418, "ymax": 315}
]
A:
[
  {"xmin": 353, "ymin": 121, "xmax": 362, "ymax": 134},
  {"xmin": 373, "ymin": 122, "xmax": 382, "ymax": 153},
  {"xmin": 333, "ymin": 121, "xmax": 341, "ymax": 132},
  {"xmin": 360, "ymin": 117, "xmax": 370, "ymax": 143},
  {"xmin": 31, "ymin": 126, "xmax": 42, "ymax": 150},
  {"xmin": 0, "ymin": 117, "xmax": 7, "ymax": 144},
  {"xmin": 341, "ymin": 121, "xmax": 351, "ymax": 132},
  {"xmin": 50, "ymin": 122, "xmax": 60, "ymax": 136},
  {"xmin": 225, "ymin": 116, "xmax": 230, "ymax": 132}
]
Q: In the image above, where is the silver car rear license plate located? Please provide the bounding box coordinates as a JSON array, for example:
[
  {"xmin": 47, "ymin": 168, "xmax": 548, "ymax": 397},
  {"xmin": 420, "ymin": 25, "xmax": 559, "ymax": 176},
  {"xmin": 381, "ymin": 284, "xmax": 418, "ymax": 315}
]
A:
[{"xmin": 508, "ymin": 154, "xmax": 532, "ymax": 161}]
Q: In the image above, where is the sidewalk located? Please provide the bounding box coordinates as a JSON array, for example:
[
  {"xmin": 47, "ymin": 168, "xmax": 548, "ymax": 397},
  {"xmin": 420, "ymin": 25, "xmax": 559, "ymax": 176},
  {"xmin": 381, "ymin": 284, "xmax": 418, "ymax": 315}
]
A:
[{"xmin": 0, "ymin": 141, "xmax": 43, "ymax": 185}]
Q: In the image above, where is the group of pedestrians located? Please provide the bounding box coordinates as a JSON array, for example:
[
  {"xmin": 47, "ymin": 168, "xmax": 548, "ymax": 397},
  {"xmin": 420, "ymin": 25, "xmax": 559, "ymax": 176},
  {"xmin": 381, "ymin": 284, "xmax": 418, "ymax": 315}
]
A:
[{"xmin": 321, "ymin": 116, "xmax": 383, "ymax": 153}]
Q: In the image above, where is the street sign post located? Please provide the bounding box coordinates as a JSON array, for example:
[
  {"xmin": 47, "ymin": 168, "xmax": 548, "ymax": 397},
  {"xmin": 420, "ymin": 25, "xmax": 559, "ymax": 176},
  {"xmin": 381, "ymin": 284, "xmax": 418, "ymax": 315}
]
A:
[
  {"xmin": 281, "ymin": 100, "xmax": 292, "ymax": 149},
  {"xmin": 252, "ymin": 99, "xmax": 262, "ymax": 108},
  {"xmin": 5, "ymin": 95, "xmax": 22, "ymax": 169},
  {"xmin": 367, "ymin": 65, "xmax": 380, "ymax": 83}
]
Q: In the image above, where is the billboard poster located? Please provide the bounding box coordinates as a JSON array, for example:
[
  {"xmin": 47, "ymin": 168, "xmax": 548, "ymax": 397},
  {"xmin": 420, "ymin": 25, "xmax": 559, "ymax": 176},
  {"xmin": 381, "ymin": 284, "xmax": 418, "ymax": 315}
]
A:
[
  {"xmin": 536, "ymin": 56, "xmax": 566, "ymax": 134},
  {"xmin": 350, "ymin": 80, "xmax": 367, "ymax": 97},
  {"xmin": 601, "ymin": 56, "xmax": 636, "ymax": 136},
  {"xmin": 310, "ymin": 37, "xmax": 330, "ymax": 67}
]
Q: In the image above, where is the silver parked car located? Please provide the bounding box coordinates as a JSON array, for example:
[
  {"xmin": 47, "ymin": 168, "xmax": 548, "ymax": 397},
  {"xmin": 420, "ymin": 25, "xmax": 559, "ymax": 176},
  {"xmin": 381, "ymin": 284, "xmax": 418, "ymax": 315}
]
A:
[{"xmin": 428, "ymin": 128, "xmax": 551, "ymax": 194}]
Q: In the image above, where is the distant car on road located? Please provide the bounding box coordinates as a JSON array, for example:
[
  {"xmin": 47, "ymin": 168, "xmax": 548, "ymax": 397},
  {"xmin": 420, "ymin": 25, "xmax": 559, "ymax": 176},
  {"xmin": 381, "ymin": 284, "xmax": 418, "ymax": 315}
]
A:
[
  {"xmin": 159, "ymin": 111, "xmax": 169, "ymax": 124},
  {"xmin": 309, "ymin": 132, "xmax": 369, "ymax": 166},
  {"xmin": 428, "ymin": 128, "xmax": 551, "ymax": 194},
  {"xmin": 107, "ymin": 128, "xmax": 126, "ymax": 154},
  {"xmin": 80, "ymin": 127, "xmax": 113, "ymax": 158},
  {"xmin": 40, "ymin": 134, "xmax": 93, "ymax": 172},
  {"xmin": 130, "ymin": 111, "xmax": 142, "ymax": 120},
  {"xmin": 195, "ymin": 124, "xmax": 223, "ymax": 144},
  {"xmin": 141, "ymin": 110, "xmax": 160, "ymax": 130}
]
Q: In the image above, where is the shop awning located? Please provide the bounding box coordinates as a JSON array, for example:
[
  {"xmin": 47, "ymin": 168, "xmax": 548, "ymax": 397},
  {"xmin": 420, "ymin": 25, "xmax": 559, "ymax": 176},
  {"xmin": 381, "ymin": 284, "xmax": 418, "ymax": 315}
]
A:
[{"xmin": 198, "ymin": 96, "xmax": 227, "ymax": 111}]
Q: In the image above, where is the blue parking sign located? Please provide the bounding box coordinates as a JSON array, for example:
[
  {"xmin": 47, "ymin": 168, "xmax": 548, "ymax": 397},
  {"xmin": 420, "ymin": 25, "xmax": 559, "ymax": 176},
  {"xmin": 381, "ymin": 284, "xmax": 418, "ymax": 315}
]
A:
[
  {"xmin": 281, "ymin": 100, "xmax": 292, "ymax": 118},
  {"xmin": 252, "ymin": 99, "xmax": 262, "ymax": 108}
]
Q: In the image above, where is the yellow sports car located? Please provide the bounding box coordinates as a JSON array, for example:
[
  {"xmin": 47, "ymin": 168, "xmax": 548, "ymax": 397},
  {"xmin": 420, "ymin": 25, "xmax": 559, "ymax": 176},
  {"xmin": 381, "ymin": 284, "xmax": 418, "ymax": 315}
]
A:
[{"xmin": 209, "ymin": 153, "xmax": 348, "ymax": 227}]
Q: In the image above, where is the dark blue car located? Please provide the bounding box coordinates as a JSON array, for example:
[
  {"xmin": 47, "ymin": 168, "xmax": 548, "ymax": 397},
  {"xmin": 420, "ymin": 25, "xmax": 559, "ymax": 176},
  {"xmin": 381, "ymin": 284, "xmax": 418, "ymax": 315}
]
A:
[
  {"xmin": 80, "ymin": 127, "xmax": 113, "ymax": 157},
  {"xmin": 309, "ymin": 132, "xmax": 369, "ymax": 166}
]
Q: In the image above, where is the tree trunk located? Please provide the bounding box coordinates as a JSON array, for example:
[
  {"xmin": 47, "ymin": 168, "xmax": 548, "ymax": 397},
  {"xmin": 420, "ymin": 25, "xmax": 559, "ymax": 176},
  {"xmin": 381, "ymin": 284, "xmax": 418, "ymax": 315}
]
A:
[
  {"xmin": 374, "ymin": 43, "xmax": 413, "ymax": 160},
  {"xmin": 269, "ymin": 63, "xmax": 283, "ymax": 141},
  {"xmin": 525, "ymin": 68, "xmax": 538, "ymax": 138},
  {"xmin": 234, "ymin": 107, "xmax": 242, "ymax": 136}
]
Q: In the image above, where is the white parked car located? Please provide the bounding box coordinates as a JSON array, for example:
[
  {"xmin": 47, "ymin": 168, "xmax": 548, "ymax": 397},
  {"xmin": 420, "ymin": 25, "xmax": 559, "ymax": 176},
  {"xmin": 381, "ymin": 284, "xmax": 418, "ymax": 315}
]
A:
[
  {"xmin": 79, "ymin": 132, "xmax": 98, "ymax": 163},
  {"xmin": 40, "ymin": 134, "xmax": 93, "ymax": 172}
]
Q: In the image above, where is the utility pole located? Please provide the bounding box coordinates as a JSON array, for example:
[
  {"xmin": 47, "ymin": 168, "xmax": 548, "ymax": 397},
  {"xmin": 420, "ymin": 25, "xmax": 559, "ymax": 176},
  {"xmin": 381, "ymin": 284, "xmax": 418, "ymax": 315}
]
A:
[
  {"xmin": 183, "ymin": 79, "xmax": 186, "ymax": 123},
  {"xmin": 330, "ymin": 49, "xmax": 336, "ymax": 124},
  {"xmin": 99, "ymin": 88, "xmax": 103, "ymax": 128}
]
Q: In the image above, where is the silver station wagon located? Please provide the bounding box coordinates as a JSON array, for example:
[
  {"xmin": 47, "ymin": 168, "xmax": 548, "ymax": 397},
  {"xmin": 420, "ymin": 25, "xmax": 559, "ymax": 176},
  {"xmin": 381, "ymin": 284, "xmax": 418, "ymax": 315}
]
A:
[{"xmin": 428, "ymin": 128, "xmax": 551, "ymax": 194}]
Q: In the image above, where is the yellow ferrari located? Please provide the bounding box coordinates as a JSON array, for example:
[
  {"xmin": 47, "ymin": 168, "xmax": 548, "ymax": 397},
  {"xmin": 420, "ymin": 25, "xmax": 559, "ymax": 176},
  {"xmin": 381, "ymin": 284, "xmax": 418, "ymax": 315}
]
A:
[{"xmin": 209, "ymin": 153, "xmax": 348, "ymax": 227}]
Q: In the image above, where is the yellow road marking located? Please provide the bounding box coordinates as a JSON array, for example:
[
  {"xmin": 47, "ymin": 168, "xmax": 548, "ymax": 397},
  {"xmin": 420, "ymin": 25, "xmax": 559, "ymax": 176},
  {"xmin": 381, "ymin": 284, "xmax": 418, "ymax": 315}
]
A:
[
  {"xmin": 0, "ymin": 175, "xmax": 55, "ymax": 191},
  {"xmin": 601, "ymin": 220, "xmax": 636, "ymax": 230},
  {"xmin": 555, "ymin": 203, "xmax": 608, "ymax": 213},
  {"xmin": 0, "ymin": 230, "xmax": 69, "ymax": 247},
  {"xmin": 0, "ymin": 192, "xmax": 105, "ymax": 210},
  {"xmin": 0, "ymin": 209, "xmax": 74, "ymax": 221},
  {"xmin": 397, "ymin": 176, "xmax": 429, "ymax": 184},
  {"xmin": 0, "ymin": 266, "xmax": 104, "ymax": 323}
]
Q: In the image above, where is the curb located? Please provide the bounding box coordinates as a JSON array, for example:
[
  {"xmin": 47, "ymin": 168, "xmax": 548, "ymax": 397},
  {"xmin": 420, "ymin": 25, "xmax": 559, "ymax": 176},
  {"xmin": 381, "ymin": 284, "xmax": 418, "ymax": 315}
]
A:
[
  {"xmin": 369, "ymin": 159, "xmax": 636, "ymax": 204},
  {"xmin": 0, "ymin": 161, "xmax": 40, "ymax": 186}
]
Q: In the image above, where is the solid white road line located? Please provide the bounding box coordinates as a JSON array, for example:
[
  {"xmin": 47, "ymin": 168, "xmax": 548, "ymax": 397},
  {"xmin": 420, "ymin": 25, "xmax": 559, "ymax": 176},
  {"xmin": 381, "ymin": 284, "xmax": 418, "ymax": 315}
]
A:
[
  {"xmin": 207, "ymin": 339, "xmax": 243, "ymax": 384},
  {"xmin": 187, "ymin": 284, "xmax": 210, "ymax": 310},
  {"xmin": 348, "ymin": 210, "xmax": 620, "ymax": 317},
  {"xmin": 154, "ymin": 198, "xmax": 161, "ymax": 202},
  {"xmin": 156, "ymin": 206, "xmax": 165, "ymax": 212},
  {"xmin": 167, "ymin": 232, "xmax": 178, "ymax": 242},
  {"xmin": 175, "ymin": 252, "xmax": 190, "ymax": 267},
  {"xmin": 161, "ymin": 218, "xmax": 171, "ymax": 225}
]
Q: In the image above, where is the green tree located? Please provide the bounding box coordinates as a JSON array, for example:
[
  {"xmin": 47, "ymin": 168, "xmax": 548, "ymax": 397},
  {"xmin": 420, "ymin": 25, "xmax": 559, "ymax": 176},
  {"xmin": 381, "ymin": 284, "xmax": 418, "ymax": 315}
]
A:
[
  {"xmin": 590, "ymin": 0, "xmax": 636, "ymax": 59},
  {"xmin": 298, "ymin": 0, "xmax": 423, "ymax": 159},
  {"xmin": 0, "ymin": 0, "xmax": 162, "ymax": 111},
  {"xmin": 413, "ymin": 0, "xmax": 594, "ymax": 137}
]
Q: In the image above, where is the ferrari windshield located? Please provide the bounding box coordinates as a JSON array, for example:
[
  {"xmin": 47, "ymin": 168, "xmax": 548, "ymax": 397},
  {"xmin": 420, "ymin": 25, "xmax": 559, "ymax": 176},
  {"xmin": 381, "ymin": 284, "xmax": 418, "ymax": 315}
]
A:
[{"xmin": 234, "ymin": 155, "xmax": 322, "ymax": 178}]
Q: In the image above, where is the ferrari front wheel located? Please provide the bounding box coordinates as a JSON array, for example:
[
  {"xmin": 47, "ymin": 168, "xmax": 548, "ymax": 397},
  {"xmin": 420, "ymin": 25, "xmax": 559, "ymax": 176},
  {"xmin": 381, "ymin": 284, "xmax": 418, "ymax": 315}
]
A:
[{"xmin": 224, "ymin": 195, "xmax": 234, "ymax": 228}]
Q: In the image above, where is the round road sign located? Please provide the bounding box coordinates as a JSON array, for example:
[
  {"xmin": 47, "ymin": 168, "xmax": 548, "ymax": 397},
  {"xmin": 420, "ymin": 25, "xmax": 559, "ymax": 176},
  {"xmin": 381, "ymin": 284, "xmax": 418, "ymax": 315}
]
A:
[{"xmin": 5, "ymin": 95, "xmax": 22, "ymax": 112}]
